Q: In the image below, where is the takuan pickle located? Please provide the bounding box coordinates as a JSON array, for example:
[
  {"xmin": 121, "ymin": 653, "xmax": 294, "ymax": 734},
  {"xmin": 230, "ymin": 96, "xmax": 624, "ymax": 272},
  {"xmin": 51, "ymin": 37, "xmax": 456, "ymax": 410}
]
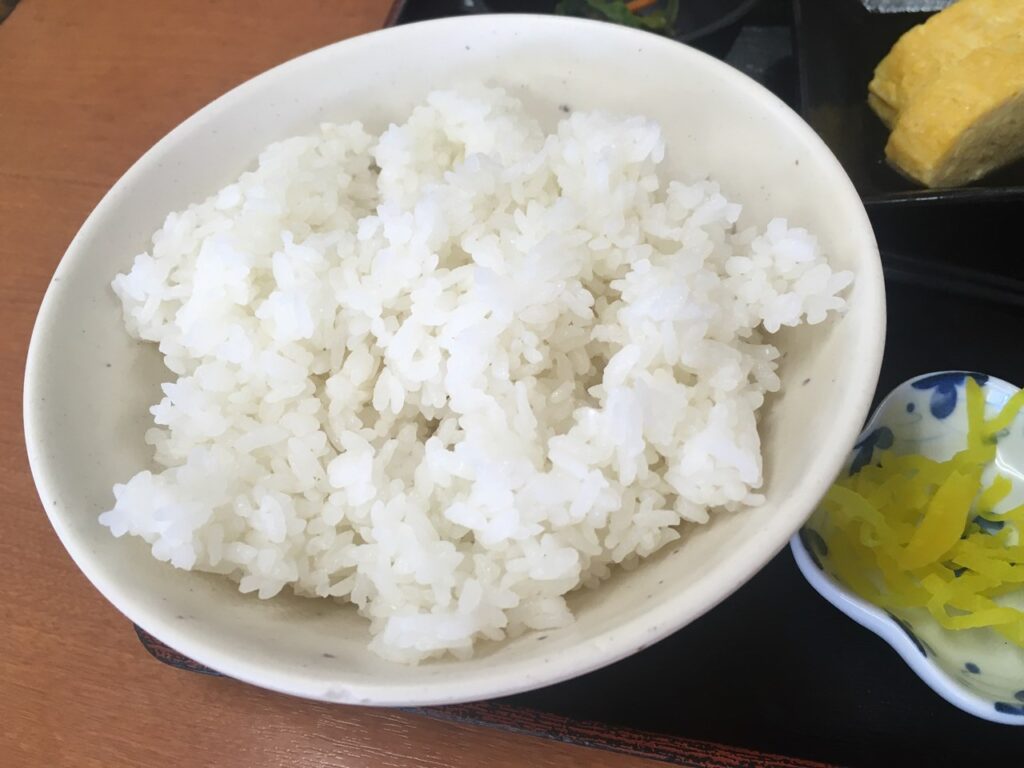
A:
[{"xmin": 821, "ymin": 378, "xmax": 1024, "ymax": 648}]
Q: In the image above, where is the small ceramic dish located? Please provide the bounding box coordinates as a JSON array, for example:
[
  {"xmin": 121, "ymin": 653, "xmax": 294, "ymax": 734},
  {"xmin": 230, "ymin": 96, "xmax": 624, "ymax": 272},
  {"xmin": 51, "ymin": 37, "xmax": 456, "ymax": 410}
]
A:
[{"xmin": 792, "ymin": 371, "xmax": 1024, "ymax": 724}]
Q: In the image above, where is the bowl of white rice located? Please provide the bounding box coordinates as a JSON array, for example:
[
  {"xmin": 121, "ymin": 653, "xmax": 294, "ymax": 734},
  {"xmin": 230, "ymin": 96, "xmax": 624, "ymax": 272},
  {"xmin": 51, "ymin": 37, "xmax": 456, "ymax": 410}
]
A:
[{"xmin": 24, "ymin": 15, "xmax": 885, "ymax": 704}]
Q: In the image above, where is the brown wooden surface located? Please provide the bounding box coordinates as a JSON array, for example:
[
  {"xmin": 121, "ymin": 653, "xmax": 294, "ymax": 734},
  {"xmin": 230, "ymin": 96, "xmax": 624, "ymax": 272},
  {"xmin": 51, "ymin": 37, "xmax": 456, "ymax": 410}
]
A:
[{"xmin": 0, "ymin": 2, "xmax": 677, "ymax": 766}]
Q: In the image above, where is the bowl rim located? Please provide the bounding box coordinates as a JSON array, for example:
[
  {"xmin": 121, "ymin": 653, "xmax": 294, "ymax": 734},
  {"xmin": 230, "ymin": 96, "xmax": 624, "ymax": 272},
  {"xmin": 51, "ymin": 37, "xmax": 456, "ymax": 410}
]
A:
[
  {"xmin": 23, "ymin": 13, "xmax": 886, "ymax": 705},
  {"xmin": 790, "ymin": 371, "xmax": 1024, "ymax": 726}
]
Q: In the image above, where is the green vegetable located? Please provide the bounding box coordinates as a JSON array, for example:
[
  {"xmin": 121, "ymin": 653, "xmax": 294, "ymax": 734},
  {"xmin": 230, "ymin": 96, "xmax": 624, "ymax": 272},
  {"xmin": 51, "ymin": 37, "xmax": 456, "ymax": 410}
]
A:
[{"xmin": 555, "ymin": 0, "xmax": 680, "ymax": 34}]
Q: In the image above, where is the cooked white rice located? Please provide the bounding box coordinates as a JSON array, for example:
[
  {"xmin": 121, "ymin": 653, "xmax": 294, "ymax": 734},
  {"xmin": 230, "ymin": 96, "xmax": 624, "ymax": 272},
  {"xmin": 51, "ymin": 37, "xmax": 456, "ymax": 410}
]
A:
[{"xmin": 102, "ymin": 87, "xmax": 852, "ymax": 663}]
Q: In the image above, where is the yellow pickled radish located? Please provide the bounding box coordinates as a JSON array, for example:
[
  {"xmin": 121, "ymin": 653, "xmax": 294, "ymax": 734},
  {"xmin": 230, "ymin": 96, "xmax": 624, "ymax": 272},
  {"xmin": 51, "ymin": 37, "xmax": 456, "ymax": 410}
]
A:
[
  {"xmin": 817, "ymin": 377, "xmax": 1024, "ymax": 649},
  {"xmin": 984, "ymin": 388, "xmax": 1024, "ymax": 438},
  {"xmin": 898, "ymin": 468, "xmax": 979, "ymax": 570},
  {"xmin": 976, "ymin": 474, "xmax": 1012, "ymax": 514},
  {"xmin": 966, "ymin": 376, "xmax": 985, "ymax": 448}
]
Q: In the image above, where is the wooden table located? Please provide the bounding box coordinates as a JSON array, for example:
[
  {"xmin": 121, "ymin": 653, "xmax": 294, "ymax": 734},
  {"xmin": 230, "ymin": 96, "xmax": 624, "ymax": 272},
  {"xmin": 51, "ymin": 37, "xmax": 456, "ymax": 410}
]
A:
[{"xmin": 0, "ymin": 2, "xmax": 673, "ymax": 765}]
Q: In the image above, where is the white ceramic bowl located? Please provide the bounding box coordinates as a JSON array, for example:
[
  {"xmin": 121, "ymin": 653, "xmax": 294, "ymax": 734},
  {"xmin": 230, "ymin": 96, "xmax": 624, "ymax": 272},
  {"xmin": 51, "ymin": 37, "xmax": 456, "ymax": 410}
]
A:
[{"xmin": 24, "ymin": 15, "xmax": 885, "ymax": 705}]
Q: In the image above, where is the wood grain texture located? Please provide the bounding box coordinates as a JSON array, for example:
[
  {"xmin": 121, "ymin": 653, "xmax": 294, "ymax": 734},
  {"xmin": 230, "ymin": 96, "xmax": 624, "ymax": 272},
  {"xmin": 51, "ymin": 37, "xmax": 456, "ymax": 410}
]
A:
[
  {"xmin": 132, "ymin": 628, "xmax": 834, "ymax": 768},
  {"xmin": 0, "ymin": 2, "xmax": 671, "ymax": 766}
]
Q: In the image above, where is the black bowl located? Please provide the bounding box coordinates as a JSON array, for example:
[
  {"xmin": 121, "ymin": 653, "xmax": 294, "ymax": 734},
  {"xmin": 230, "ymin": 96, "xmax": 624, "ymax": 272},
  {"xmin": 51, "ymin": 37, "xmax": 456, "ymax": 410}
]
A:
[
  {"xmin": 672, "ymin": 0, "xmax": 763, "ymax": 52},
  {"xmin": 432, "ymin": 0, "xmax": 763, "ymax": 57}
]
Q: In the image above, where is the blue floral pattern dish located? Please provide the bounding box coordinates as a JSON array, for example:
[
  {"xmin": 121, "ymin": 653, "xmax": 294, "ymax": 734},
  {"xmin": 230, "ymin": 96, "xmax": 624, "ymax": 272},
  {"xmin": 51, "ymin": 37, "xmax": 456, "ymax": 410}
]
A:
[{"xmin": 791, "ymin": 371, "xmax": 1024, "ymax": 725}]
